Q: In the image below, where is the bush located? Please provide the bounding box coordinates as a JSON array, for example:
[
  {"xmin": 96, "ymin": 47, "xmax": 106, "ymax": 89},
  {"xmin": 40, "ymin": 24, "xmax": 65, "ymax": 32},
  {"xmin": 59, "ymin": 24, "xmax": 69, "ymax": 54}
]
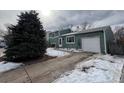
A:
[
  {"xmin": 4, "ymin": 10, "xmax": 47, "ymax": 62},
  {"xmin": 109, "ymin": 42, "xmax": 124, "ymax": 55}
]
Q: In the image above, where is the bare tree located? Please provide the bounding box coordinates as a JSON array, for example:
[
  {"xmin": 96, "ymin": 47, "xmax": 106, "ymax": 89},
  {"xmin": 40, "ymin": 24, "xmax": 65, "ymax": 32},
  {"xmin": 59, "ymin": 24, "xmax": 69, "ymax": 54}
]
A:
[
  {"xmin": 56, "ymin": 22, "xmax": 92, "ymax": 32},
  {"xmin": 81, "ymin": 21, "xmax": 92, "ymax": 30},
  {"xmin": 57, "ymin": 24, "xmax": 73, "ymax": 31},
  {"xmin": 115, "ymin": 27, "xmax": 124, "ymax": 45}
]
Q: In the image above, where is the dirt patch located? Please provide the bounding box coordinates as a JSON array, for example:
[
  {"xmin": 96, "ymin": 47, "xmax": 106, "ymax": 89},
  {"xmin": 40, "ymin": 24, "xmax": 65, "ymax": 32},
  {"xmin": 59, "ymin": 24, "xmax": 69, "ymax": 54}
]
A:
[{"xmin": 0, "ymin": 54, "xmax": 55, "ymax": 65}]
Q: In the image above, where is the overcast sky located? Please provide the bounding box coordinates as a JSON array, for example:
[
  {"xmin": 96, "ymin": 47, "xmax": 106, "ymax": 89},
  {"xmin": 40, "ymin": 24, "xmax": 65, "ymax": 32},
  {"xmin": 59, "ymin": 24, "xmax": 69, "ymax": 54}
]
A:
[{"xmin": 1, "ymin": 10, "xmax": 124, "ymax": 31}]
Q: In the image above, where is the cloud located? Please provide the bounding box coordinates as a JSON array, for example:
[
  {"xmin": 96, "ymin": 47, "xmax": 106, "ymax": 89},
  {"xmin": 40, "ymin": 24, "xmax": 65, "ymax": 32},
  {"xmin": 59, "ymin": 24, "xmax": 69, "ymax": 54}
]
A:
[
  {"xmin": 41, "ymin": 10, "xmax": 114, "ymax": 31},
  {"xmin": 1, "ymin": 10, "xmax": 124, "ymax": 31},
  {"xmin": 93, "ymin": 11, "xmax": 124, "ymax": 27},
  {"xmin": 0, "ymin": 10, "xmax": 25, "ymax": 30}
]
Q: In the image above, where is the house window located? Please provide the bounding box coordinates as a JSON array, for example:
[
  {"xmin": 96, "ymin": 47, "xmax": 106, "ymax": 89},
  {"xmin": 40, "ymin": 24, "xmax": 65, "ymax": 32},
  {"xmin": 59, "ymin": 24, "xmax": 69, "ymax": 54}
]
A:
[{"xmin": 66, "ymin": 36, "xmax": 75, "ymax": 44}]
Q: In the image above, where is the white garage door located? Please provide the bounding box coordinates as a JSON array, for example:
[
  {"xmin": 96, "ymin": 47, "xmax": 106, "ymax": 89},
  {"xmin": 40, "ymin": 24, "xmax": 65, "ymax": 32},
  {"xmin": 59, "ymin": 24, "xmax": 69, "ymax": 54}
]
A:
[{"xmin": 81, "ymin": 37, "xmax": 101, "ymax": 53}]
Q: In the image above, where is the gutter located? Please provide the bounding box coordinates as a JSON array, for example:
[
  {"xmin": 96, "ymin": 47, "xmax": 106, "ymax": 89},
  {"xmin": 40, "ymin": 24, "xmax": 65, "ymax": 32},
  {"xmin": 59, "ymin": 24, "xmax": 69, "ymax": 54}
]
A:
[{"xmin": 103, "ymin": 30, "xmax": 107, "ymax": 54}]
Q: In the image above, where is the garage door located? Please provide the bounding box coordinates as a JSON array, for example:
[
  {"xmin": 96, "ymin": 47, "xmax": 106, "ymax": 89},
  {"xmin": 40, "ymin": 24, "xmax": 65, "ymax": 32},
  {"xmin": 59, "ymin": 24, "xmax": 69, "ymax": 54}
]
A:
[{"xmin": 81, "ymin": 37, "xmax": 101, "ymax": 53}]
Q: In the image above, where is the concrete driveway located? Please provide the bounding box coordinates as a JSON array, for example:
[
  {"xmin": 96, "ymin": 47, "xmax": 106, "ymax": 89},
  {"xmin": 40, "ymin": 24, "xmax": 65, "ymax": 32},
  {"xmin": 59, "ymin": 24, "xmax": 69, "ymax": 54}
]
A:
[{"xmin": 0, "ymin": 52, "xmax": 93, "ymax": 83}]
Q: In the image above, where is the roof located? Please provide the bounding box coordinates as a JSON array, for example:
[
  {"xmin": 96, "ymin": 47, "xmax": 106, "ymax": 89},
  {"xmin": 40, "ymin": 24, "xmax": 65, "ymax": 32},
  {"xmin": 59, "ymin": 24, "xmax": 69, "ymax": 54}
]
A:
[
  {"xmin": 49, "ymin": 28, "xmax": 71, "ymax": 34},
  {"xmin": 61, "ymin": 26, "xmax": 111, "ymax": 36}
]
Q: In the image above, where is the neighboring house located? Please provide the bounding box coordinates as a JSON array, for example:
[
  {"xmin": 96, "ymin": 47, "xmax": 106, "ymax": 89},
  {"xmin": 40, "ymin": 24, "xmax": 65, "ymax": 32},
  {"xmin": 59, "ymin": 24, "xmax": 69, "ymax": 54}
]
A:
[{"xmin": 48, "ymin": 26, "xmax": 114, "ymax": 54}]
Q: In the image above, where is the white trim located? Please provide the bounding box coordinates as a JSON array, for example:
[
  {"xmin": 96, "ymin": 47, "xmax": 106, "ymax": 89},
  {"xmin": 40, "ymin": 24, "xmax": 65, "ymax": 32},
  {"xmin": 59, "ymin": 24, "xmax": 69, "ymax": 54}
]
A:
[
  {"xmin": 103, "ymin": 30, "xmax": 107, "ymax": 54},
  {"xmin": 66, "ymin": 35, "xmax": 75, "ymax": 44}
]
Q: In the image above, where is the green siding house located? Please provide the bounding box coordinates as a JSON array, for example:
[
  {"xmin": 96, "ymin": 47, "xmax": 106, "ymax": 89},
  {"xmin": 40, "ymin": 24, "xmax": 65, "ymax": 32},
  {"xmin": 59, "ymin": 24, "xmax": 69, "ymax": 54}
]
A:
[{"xmin": 48, "ymin": 26, "xmax": 114, "ymax": 54}]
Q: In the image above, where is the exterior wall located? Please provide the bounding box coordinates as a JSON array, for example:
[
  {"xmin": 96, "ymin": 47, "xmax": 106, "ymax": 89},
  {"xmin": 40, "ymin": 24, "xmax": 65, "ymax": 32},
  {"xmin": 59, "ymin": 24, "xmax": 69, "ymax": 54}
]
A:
[
  {"xmin": 60, "ymin": 29, "xmax": 72, "ymax": 35},
  {"xmin": 60, "ymin": 31, "xmax": 106, "ymax": 53},
  {"xmin": 48, "ymin": 26, "xmax": 114, "ymax": 54},
  {"xmin": 49, "ymin": 29, "xmax": 72, "ymax": 38},
  {"xmin": 49, "ymin": 37, "xmax": 58, "ymax": 47},
  {"xmin": 49, "ymin": 29, "xmax": 72, "ymax": 47},
  {"xmin": 62, "ymin": 35, "xmax": 77, "ymax": 49},
  {"xmin": 104, "ymin": 27, "xmax": 115, "ymax": 53}
]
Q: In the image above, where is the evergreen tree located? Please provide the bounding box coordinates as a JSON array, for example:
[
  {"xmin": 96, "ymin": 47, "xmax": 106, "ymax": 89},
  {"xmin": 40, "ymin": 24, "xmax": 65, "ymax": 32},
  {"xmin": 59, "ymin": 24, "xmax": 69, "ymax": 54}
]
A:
[{"xmin": 4, "ymin": 10, "xmax": 47, "ymax": 61}]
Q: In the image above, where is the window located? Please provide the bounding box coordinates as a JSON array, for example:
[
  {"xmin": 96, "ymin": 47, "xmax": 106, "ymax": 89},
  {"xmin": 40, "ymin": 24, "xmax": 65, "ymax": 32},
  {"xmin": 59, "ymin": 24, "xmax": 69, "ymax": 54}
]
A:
[{"xmin": 66, "ymin": 36, "xmax": 75, "ymax": 44}]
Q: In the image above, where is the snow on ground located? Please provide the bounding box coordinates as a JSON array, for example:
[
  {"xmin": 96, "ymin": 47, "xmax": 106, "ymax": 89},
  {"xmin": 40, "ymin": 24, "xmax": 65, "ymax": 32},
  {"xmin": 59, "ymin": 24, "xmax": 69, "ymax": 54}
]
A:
[
  {"xmin": 0, "ymin": 48, "xmax": 5, "ymax": 57},
  {"xmin": 59, "ymin": 48, "xmax": 82, "ymax": 52},
  {"xmin": 0, "ymin": 61, "xmax": 23, "ymax": 73},
  {"xmin": 54, "ymin": 55, "xmax": 124, "ymax": 83},
  {"xmin": 46, "ymin": 48, "xmax": 70, "ymax": 57}
]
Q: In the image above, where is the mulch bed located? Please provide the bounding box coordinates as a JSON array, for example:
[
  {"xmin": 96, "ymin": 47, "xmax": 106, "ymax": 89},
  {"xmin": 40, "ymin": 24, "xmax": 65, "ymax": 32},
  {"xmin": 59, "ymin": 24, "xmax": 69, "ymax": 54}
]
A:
[
  {"xmin": 0, "ymin": 56, "xmax": 5, "ymax": 62},
  {"xmin": 0, "ymin": 55, "xmax": 56, "ymax": 66},
  {"xmin": 22, "ymin": 55, "xmax": 56, "ymax": 65}
]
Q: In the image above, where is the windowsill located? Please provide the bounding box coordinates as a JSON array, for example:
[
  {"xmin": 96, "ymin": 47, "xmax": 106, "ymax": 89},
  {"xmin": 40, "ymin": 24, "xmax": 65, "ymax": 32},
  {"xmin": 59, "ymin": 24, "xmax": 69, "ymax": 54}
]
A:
[{"xmin": 66, "ymin": 42, "xmax": 75, "ymax": 44}]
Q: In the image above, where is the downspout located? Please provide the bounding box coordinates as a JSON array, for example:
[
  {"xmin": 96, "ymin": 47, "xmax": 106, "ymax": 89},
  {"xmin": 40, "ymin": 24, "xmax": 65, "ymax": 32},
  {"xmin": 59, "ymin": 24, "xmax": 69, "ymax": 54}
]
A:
[{"xmin": 103, "ymin": 30, "xmax": 107, "ymax": 54}]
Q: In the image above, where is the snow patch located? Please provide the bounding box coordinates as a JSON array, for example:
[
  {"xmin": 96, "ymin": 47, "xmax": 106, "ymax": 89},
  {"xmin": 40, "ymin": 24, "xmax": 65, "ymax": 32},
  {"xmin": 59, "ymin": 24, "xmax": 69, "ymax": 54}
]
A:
[
  {"xmin": 59, "ymin": 48, "xmax": 82, "ymax": 52},
  {"xmin": 0, "ymin": 61, "xmax": 23, "ymax": 73},
  {"xmin": 46, "ymin": 48, "xmax": 70, "ymax": 57},
  {"xmin": 0, "ymin": 49, "xmax": 5, "ymax": 57},
  {"xmin": 54, "ymin": 55, "xmax": 124, "ymax": 83}
]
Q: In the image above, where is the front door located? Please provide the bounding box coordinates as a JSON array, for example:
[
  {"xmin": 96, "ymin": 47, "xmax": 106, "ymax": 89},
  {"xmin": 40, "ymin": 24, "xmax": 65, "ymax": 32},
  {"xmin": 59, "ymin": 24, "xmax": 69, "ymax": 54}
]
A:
[{"xmin": 59, "ymin": 38, "xmax": 62, "ymax": 47}]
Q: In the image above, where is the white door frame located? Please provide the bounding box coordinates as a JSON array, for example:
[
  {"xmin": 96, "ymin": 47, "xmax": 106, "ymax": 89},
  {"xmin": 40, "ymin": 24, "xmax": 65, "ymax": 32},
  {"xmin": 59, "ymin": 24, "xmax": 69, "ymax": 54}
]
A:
[{"xmin": 58, "ymin": 38, "xmax": 62, "ymax": 47}]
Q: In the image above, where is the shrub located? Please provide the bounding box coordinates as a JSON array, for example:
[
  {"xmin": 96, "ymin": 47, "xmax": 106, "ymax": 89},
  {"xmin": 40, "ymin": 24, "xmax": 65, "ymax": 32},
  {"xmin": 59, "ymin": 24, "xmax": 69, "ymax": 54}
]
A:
[
  {"xmin": 109, "ymin": 42, "xmax": 124, "ymax": 55},
  {"xmin": 4, "ymin": 10, "xmax": 47, "ymax": 62}
]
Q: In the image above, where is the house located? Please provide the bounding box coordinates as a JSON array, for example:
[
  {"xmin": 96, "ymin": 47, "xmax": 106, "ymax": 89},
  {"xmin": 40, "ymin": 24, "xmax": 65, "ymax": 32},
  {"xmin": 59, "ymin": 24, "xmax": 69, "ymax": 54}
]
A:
[
  {"xmin": 48, "ymin": 26, "xmax": 114, "ymax": 54},
  {"xmin": 49, "ymin": 29, "xmax": 72, "ymax": 47}
]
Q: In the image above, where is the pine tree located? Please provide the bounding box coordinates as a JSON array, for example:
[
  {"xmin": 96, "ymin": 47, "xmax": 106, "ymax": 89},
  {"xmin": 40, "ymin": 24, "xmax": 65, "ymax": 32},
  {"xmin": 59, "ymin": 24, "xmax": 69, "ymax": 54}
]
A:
[{"xmin": 4, "ymin": 10, "xmax": 47, "ymax": 61}]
